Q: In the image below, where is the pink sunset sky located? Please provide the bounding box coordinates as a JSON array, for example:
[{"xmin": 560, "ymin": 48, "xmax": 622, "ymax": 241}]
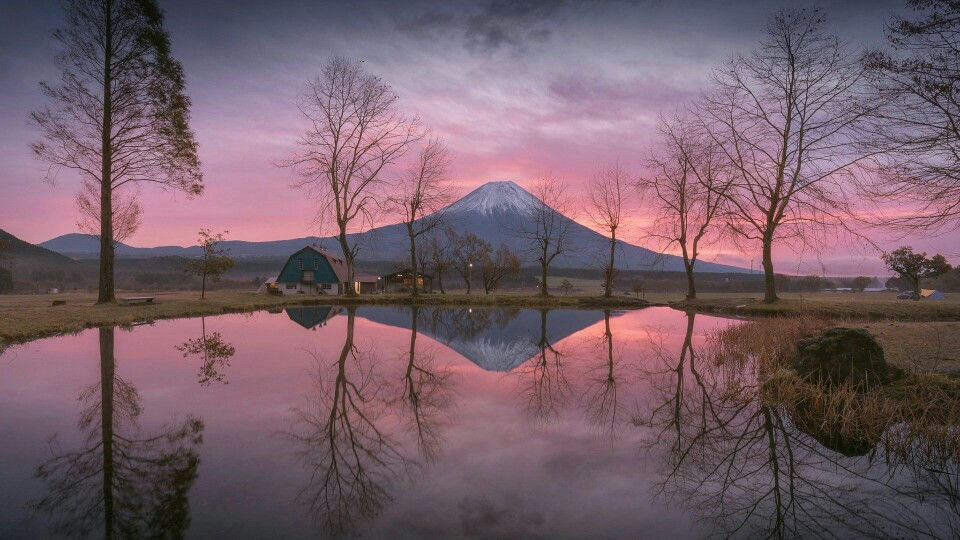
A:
[{"xmin": 0, "ymin": 0, "xmax": 956, "ymax": 276}]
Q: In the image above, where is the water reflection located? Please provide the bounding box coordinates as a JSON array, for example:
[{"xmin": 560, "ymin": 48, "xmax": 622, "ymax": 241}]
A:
[
  {"xmin": 637, "ymin": 312, "xmax": 960, "ymax": 539},
  {"xmin": 359, "ymin": 306, "xmax": 607, "ymax": 372},
  {"xmin": 31, "ymin": 327, "xmax": 204, "ymax": 539},
  {"xmin": 175, "ymin": 317, "xmax": 236, "ymax": 386},
  {"xmin": 398, "ymin": 306, "xmax": 456, "ymax": 460},
  {"xmin": 285, "ymin": 306, "xmax": 342, "ymax": 330},
  {"xmin": 285, "ymin": 307, "xmax": 416, "ymax": 536},
  {"xmin": 580, "ymin": 310, "xmax": 632, "ymax": 437},
  {"xmin": 515, "ymin": 309, "xmax": 572, "ymax": 424},
  {"xmin": 3, "ymin": 307, "xmax": 957, "ymax": 538}
]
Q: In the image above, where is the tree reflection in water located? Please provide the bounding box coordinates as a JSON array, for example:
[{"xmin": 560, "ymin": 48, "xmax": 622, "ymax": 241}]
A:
[
  {"xmin": 515, "ymin": 309, "xmax": 571, "ymax": 424},
  {"xmin": 398, "ymin": 306, "xmax": 456, "ymax": 461},
  {"xmin": 175, "ymin": 316, "xmax": 236, "ymax": 386},
  {"xmin": 31, "ymin": 327, "xmax": 204, "ymax": 539},
  {"xmin": 636, "ymin": 313, "xmax": 960, "ymax": 539},
  {"xmin": 580, "ymin": 309, "xmax": 630, "ymax": 436},
  {"xmin": 287, "ymin": 306, "xmax": 456, "ymax": 536}
]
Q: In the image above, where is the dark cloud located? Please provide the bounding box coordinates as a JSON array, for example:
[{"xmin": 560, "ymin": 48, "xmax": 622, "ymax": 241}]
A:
[
  {"xmin": 464, "ymin": 0, "xmax": 566, "ymax": 53},
  {"xmin": 397, "ymin": 0, "xmax": 572, "ymax": 54},
  {"xmin": 396, "ymin": 10, "xmax": 458, "ymax": 40}
]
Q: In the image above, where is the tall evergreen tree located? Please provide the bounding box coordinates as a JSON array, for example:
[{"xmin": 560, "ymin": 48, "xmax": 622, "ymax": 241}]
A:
[{"xmin": 32, "ymin": 0, "xmax": 203, "ymax": 303}]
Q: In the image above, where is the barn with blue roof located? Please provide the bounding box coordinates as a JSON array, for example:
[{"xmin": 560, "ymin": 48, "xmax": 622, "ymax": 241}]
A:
[{"xmin": 274, "ymin": 246, "xmax": 349, "ymax": 295}]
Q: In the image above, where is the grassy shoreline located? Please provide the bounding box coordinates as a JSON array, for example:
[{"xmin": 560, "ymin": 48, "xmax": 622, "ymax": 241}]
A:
[
  {"xmin": 0, "ymin": 290, "xmax": 650, "ymax": 346},
  {"xmin": 670, "ymin": 294, "xmax": 960, "ymax": 321}
]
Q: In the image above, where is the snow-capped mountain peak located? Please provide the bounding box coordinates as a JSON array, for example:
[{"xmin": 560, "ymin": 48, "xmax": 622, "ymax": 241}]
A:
[{"xmin": 443, "ymin": 181, "xmax": 540, "ymax": 216}]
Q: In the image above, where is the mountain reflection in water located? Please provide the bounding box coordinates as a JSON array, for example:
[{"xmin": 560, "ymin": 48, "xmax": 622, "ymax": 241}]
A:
[{"xmin": 0, "ymin": 306, "xmax": 954, "ymax": 539}]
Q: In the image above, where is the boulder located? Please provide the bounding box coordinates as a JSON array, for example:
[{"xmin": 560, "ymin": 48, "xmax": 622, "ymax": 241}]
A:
[{"xmin": 794, "ymin": 327, "xmax": 904, "ymax": 387}]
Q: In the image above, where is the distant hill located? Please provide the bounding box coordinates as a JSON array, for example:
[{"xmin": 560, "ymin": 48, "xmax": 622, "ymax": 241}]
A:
[
  {"xmin": 0, "ymin": 228, "xmax": 80, "ymax": 279},
  {"xmin": 40, "ymin": 181, "xmax": 748, "ymax": 273}
]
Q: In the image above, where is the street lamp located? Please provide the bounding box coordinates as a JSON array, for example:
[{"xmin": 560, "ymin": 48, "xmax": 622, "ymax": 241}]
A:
[{"xmin": 468, "ymin": 263, "xmax": 473, "ymax": 293}]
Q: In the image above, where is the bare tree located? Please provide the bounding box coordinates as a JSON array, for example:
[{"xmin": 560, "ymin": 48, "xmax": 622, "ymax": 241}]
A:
[
  {"xmin": 31, "ymin": 0, "xmax": 203, "ymax": 304},
  {"xmin": 586, "ymin": 161, "xmax": 632, "ymax": 298},
  {"xmin": 700, "ymin": 8, "xmax": 875, "ymax": 303},
  {"xmin": 480, "ymin": 244, "xmax": 521, "ymax": 294},
  {"xmin": 76, "ymin": 180, "xmax": 142, "ymax": 246},
  {"xmin": 388, "ymin": 138, "xmax": 455, "ymax": 297},
  {"xmin": 396, "ymin": 306, "xmax": 455, "ymax": 459},
  {"xmin": 451, "ymin": 232, "xmax": 491, "ymax": 294},
  {"xmin": 515, "ymin": 309, "xmax": 571, "ymax": 424},
  {"xmin": 517, "ymin": 177, "xmax": 576, "ymax": 296},
  {"xmin": 286, "ymin": 308, "xmax": 414, "ymax": 535},
  {"xmin": 639, "ymin": 112, "xmax": 730, "ymax": 300},
  {"xmin": 862, "ymin": 1, "xmax": 960, "ymax": 231},
  {"xmin": 426, "ymin": 229, "xmax": 456, "ymax": 294},
  {"xmin": 282, "ymin": 56, "xmax": 422, "ymax": 296}
]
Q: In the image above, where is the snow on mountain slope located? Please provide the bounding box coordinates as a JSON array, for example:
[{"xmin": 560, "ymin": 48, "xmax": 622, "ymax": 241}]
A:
[{"xmin": 443, "ymin": 180, "xmax": 540, "ymax": 216}]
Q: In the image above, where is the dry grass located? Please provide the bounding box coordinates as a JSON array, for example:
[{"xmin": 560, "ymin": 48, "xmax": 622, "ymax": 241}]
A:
[
  {"xmin": 707, "ymin": 315, "xmax": 831, "ymax": 372},
  {"xmin": 671, "ymin": 291, "xmax": 960, "ymax": 321},
  {"xmin": 706, "ymin": 315, "xmax": 960, "ymax": 460},
  {"xmin": 849, "ymin": 320, "xmax": 960, "ymax": 375}
]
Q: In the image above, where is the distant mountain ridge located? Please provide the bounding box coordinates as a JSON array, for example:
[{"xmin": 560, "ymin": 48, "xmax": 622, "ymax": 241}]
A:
[
  {"xmin": 40, "ymin": 181, "xmax": 748, "ymax": 273},
  {"xmin": 1, "ymin": 229, "xmax": 79, "ymax": 277}
]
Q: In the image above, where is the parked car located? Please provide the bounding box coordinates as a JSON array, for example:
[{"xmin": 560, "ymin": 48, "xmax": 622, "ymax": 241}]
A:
[{"xmin": 897, "ymin": 291, "xmax": 917, "ymax": 300}]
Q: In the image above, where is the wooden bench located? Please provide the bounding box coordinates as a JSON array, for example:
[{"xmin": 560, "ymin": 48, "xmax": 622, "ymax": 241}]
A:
[{"xmin": 118, "ymin": 296, "xmax": 155, "ymax": 305}]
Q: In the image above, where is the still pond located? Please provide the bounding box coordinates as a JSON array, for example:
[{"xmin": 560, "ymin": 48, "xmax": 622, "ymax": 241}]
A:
[{"xmin": 0, "ymin": 306, "xmax": 956, "ymax": 538}]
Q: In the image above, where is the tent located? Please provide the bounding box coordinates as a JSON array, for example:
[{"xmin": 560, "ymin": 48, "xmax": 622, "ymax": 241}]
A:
[
  {"xmin": 256, "ymin": 277, "xmax": 277, "ymax": 294},
  {"xmin": 920, "ymin": 289, "xmax": 947, "ymax": 300}
]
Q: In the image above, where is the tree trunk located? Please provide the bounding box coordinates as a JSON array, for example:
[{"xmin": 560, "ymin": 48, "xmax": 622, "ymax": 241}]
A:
[
  {"xmin": 762, "ymin": 234, "xmax": 777, "ymax": 303},
  {"xmin": 684, "ymin": 260, "xmax": 696, "ymax": 300},
  {"xmin": 338, "ymin": 231, "xmax": 358, "ymax": 297},
  {"xmin": 603, "ymin": 311, "xmax": 613, "ymax": 376},
  {"xmin": 605, "ymin": 229, "xmax": 616, "ymax": 298},
  {"xmin": 437, "ymin": 269, "xmax": 445, "ymax": 294},
  {"xmin": 97, "ymin": 1, "xmax": 115, "ymax": 305},
  {"xmin": 408, "ymin": 226, "xmax": 418, "ymax": 297},
  {"xmin": 540, "ymin": 262, "xmax": 549, "ymax": 297},
  {"xmin": 912, "ymin": 278, "xmax": 921, "ymax": 301},
  {"xmin": 100, "ymin": 327, "xmax": 115, "ymax": 539}
]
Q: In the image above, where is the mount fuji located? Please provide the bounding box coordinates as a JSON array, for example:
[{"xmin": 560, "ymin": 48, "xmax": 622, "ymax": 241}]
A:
[
  {"xmin": 333, "ymin": 181, "xmax": 745, "ymax": 272},
  {"xmin": 40, "ymin": 181, "xmax": 746, "ymax": 272}
]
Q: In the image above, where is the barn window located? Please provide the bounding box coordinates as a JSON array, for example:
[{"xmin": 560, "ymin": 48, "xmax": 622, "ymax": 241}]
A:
[
  {"xmin": 321, "ymin": 283, "xmax": 332, "ymax": 290},
  {"xmin": 314, "ymin": 259, "xmax": 319, "ymax": 269},
  {"xmin": 298, "ymin": 257, "xmax": 303, "ymax": 270},
  {"xmin": 286, "ymin": 284, "xmax": 296, "ymax": 290},
  {"xmin": 303, "ymin": 270, "xmax": 314, "ymax": 282}
]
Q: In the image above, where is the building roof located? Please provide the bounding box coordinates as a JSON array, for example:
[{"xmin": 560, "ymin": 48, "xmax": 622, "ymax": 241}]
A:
[
  {"xmin": 285, "ymin": 306, "xmax": 342, "ymax": 329},
  {"xmin": 276, "ymin": 246, "xmax": 347, "ymax": 283},
  {"xmin": 354, "ymin": 274, "xmax": 380, "ymax": 283}
]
